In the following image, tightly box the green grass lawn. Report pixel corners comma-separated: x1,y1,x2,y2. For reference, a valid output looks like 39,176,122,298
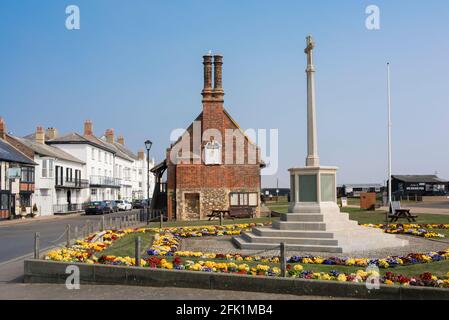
99,233,153,258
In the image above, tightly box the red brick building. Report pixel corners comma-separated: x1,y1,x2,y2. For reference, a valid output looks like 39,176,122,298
152,55,264,221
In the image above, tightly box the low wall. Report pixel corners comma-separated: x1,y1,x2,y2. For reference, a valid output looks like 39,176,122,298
23,260,449,300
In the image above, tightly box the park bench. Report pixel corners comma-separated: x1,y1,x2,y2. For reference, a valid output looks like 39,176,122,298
228,207,254,219
388,201,418,223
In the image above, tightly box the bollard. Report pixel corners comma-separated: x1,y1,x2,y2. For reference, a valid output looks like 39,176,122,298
101,216,105,231
280,242,287,277
74,225,78,240
119,217,123,230
66,225,71,247
160,213,163,229
219,212,223,226
135,236,141,267
34,232,40,259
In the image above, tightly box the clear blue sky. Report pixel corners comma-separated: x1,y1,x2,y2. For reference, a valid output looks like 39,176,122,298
1,0,448,187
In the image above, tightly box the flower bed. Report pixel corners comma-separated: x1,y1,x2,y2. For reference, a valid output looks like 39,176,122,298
145,224,449,269
363,224,445,239
97,254,449,288
43,223,449,289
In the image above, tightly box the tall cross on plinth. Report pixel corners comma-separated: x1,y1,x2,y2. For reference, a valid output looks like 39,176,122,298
305,35,319,167
233,35,409,254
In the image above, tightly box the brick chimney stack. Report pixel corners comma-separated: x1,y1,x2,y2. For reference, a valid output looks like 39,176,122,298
84,120,93,136
117,135,124,145
213,54,224,99
47,127,58,140
105,129,114,143
35,126,45,144
137,149,145,160
202,54,213,100
201,54,225,137
0,117,6,140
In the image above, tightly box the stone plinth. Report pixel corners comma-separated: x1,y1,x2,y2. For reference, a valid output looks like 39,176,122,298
233,166,409,253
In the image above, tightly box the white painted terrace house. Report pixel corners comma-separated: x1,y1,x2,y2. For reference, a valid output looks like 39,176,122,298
12,127,87,216
47,120,155,203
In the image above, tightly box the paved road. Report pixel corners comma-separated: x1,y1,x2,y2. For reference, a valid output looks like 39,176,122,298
0,210,141,264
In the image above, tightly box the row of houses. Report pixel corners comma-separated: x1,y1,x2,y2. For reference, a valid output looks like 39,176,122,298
0,118,155,219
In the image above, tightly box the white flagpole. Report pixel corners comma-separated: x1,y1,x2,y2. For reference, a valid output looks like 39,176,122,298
387,62,392,223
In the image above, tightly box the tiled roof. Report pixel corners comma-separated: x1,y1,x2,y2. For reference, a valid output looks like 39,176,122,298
0,139,36,165
98,136,136,162
13,136,85,164
47,132,117,154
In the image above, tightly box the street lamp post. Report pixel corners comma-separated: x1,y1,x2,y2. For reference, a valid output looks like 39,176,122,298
145,139,153,224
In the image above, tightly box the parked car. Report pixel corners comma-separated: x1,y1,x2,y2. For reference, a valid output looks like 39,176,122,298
116,200,132,211
105,200,119,212
85,201,113,215
132,199,145,209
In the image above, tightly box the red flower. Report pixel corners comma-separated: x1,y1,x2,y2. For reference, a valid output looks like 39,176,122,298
146,256,161,265
420,272,433,281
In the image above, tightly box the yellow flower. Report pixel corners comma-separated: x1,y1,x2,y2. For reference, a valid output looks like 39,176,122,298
294,264,303,271
337,274,347,282
256,264,270,272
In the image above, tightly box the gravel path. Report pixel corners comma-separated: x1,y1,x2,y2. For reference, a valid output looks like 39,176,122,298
180,235,449,259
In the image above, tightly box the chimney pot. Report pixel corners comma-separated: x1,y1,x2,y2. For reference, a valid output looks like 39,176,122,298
46,127,58,140
36,126,45,144
213,54,224,95
202,54,213,97
138,149,145,160
105,129,114,143
117,135,124,145
84,120,93,136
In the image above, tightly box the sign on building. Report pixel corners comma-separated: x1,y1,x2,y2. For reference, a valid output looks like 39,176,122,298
204,139,221,165
11,178,20,194
7,167,21,179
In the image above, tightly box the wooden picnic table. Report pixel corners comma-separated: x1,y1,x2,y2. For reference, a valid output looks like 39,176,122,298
389,208,418,223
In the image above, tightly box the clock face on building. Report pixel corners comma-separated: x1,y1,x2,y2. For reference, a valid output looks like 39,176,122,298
204,140,221,165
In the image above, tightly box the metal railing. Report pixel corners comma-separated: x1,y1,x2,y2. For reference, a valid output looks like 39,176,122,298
55,179,89,189
139,207,166,224
53,203,86,214
89,175,121,188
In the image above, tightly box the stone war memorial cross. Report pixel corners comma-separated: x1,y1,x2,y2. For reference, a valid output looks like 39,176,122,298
234,35,409,253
